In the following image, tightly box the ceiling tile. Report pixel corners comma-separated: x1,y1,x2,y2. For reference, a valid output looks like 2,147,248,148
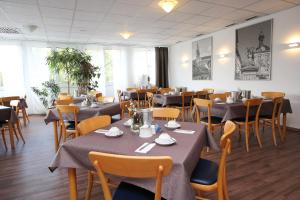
110,2,143,17
177,0,213,14
74,11,105,21
184,15,212,25
76,0,113,12
245,0,294,13
161,11,194,22
115,0,153,6
40,7,74,19
200,5,236,18
46,25,70,32
0,0,37,5
72,20,100,28
43,17,72,26
201,18,234,28
38,0,76,9
222,9,259,21
0,2,40,16
200,0,259,9
151,20,177,28
284,0,300,4
103,14,135,24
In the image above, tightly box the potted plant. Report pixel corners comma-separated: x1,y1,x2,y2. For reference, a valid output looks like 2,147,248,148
31,80,60,108
46,48,100,94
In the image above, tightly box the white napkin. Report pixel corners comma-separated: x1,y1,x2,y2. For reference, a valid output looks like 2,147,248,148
94,129,109,134
174,129,195,134
135,143,156,154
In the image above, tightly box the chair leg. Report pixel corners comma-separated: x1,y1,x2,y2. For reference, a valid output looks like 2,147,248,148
12,125,19,141
24,109,30,123
85,171,94,200
22,109,27,126
245,126,250,152
238,125,241,142
1,129,7,150
276,118,284,142
16,121,25,144
271,120,277,146
255,123,262,148
223,169,229,200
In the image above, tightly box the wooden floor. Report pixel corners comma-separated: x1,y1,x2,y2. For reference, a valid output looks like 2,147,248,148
0,116,299,200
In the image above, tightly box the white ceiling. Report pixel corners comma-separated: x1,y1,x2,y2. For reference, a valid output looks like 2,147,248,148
0,0,299,46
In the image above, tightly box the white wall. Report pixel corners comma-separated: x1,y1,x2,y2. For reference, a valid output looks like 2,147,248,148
169,6,300,129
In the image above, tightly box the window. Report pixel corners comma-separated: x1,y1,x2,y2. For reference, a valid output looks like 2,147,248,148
104,49,121,83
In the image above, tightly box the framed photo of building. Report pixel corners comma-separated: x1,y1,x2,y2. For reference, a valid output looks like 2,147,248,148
192,37,212,80
235,19,273,80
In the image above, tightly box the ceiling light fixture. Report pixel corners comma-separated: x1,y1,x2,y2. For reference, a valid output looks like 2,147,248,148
288,42,299,48
158,0,178,13
120,32,133,39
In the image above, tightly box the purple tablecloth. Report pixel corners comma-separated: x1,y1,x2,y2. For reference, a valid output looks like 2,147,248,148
49,119,218,200
194,99,292,122
0,106,18,123
154,94,193,106
44,102,121,124
123,90,144,100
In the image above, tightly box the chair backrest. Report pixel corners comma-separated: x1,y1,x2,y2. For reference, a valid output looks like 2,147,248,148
98,96,115,103
77,116,111,136
217,121,236,200
146,92,154,108
153,108,180,120
243,98,263,123
89,152,173,200
209,93,229,101
193,98,213,131
119,101,131,119
0,96,20,107
272,97,284,120
58,94,73,100
56,105,80,133
203,88,214,94
181,91,194,108
126,87,137,91
159,88,171,94
56,99,73,105
195,90,209,99
261,91,285,98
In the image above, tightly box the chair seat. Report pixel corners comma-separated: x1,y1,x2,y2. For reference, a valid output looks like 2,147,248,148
190,159,218,185
233,116,256,122
113,182,166,200
200,116,223,125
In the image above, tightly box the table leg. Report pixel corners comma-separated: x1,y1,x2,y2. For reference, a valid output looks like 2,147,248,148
22,108,27,126
282,113,287,142
68,168,78,200
8,122,15,149
53,121,59,152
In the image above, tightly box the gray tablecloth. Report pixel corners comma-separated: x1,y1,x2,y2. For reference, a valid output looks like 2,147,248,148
44,103,121,124
73,97,86,104
123,91,144,100
154,94,193,106
194,99,292,122
0,106,18,123
49,119,218,200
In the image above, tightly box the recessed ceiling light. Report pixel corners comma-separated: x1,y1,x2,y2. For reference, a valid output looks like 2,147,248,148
158,0,178,13
288,42,299,48
120,32,133,39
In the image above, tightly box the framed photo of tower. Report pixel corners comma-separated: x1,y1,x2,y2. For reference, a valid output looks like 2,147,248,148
235,19,273,80
192,37,213,80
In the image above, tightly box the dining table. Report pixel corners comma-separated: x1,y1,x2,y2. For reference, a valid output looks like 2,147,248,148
44,102,122,151
0,105,18,149
49,119,219,200
154,93,193,106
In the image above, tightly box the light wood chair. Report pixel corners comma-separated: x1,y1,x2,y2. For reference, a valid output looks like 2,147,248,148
120,101,131,119
126,87,137,91
190,121,237,200
173,91,194,122
209,93,230,102
194,98,224,135
203,88,214,94
195,90,209,99
58,94,73,100
260,97,284,146
10,98,30,126
89,90,102,98
153,108,180,120
76,115,112,200
136,89,148,108
89,152,173,200
0,124,8,150
97,96,115,103
159,88,171,94
56,105,80,142
55,99,73,105
146,92,154,108
233,98,263,152
261,91,285,98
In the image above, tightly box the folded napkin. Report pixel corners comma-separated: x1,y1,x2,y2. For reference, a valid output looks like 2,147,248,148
174,129,195,134
135,143,156,154
94,129,109,134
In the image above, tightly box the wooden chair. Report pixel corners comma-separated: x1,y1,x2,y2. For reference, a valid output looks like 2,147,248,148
159,88,171,94
97,96,115,103
120,101,131,119
233,98,263,152
58,93,73,100
209,93,230,102
260,97,284,146
203,88,214,94
0,120,24,150
55,99,73,105
89,90,102,98
10,98,30,126
153,108,180,120
126,87,137,91
56,105,80,142
195,90,209,99
136,89,148,108
190,121,237,200
146,92,154,108
0,124,8,150
76,115,112,200
89,152,173,200
194,98,223,135
173,91,194,122
261,91,285,98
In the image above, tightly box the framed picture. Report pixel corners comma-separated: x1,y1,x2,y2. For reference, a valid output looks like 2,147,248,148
235,19,273,80
192,37,212,80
